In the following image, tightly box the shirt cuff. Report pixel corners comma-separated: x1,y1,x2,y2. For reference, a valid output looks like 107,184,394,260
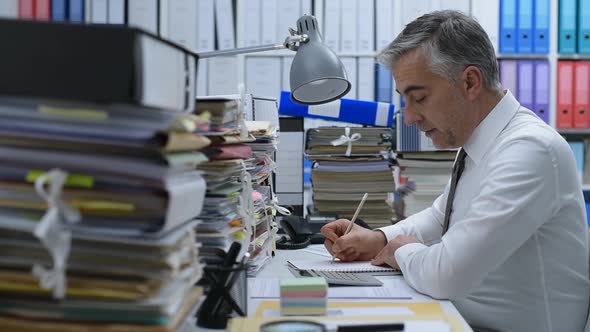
394,242,427,270
378,225,405,242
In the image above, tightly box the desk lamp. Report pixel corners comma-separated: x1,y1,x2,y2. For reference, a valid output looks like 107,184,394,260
199,15,351,105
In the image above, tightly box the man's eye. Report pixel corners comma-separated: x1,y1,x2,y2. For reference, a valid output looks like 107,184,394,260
415,96,426,103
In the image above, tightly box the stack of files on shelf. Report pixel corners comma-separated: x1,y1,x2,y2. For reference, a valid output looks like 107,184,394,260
558,0,590,54
305,127,396,228
556,61,590,129
499,0,550,54
498,59,550,125
0,19,208,331
395,152,456,217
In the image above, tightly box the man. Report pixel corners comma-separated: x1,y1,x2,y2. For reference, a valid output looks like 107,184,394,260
321,10,590,332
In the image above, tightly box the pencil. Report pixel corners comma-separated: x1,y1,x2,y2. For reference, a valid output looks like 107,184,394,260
332,192,368,261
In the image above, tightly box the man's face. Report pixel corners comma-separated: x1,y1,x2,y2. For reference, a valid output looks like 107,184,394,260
393,49,474,149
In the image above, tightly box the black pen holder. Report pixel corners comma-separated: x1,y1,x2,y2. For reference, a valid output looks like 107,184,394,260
196,262,248,329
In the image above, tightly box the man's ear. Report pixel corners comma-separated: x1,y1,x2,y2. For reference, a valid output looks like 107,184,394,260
461,65,484,101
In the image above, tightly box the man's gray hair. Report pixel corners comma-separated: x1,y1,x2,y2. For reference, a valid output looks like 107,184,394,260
377,10,502,93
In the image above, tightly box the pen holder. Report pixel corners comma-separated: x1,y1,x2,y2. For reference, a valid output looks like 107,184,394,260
196,262,248,329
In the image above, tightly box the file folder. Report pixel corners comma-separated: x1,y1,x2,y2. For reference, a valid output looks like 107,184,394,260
499,60,519,98
558,0,577,54
533,60,550,124
578,0,590,54
278,91,394,127
557,61,575,128
574,61,590,128
500,0,517,53
518,60,534,111
517,0,533,53
533,0,550,54
376,64,393,103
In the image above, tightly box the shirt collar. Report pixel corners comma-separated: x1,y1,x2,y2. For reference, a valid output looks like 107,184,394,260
462,90,520,165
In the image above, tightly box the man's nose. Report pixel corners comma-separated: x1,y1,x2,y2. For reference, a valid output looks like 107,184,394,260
403,107,421,127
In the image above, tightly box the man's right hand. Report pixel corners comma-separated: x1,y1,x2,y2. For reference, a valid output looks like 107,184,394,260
320,219,388,262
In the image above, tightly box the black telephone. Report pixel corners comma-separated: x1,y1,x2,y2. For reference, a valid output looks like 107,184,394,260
277,215,372,250
277,215,326,250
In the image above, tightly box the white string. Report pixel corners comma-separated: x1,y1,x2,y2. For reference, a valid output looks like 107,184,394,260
331,127,362,156
32,168,81,299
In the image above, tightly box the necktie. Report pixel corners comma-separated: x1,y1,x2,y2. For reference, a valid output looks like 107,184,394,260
442,148,467,235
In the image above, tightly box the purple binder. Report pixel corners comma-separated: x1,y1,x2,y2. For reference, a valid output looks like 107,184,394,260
533,60,550,124
517,60,535,112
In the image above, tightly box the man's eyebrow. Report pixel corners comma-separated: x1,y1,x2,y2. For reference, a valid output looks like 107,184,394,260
395,85,427,95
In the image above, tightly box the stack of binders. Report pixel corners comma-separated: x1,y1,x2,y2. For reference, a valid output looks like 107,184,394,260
0,19,208,331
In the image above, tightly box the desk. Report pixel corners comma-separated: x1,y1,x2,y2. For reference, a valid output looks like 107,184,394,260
197,246,474,331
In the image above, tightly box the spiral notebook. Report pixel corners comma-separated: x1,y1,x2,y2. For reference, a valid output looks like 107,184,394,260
287,259,398,273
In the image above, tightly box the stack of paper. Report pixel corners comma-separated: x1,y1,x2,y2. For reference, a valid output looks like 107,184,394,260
305,127,396,228
195,95,280,277
280,277,328,316
395,151,456,217
0,100,209,330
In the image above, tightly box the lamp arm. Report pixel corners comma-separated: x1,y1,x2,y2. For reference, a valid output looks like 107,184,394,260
198,34,309,58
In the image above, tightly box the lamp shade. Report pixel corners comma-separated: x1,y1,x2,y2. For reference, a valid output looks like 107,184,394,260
290,15,351,105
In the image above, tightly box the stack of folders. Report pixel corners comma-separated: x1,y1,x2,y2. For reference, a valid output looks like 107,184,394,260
0,20,210,332
279,277,328,316
306,127,396,228
194,96,280,276
244,120,280,276
395,152,456,217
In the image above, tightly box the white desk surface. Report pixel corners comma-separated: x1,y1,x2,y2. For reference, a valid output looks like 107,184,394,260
197,246,474,331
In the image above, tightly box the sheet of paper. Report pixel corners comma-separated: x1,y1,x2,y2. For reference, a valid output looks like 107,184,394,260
288,258,397,273
248,278,414,299
263,306,413,318
301,244,333,258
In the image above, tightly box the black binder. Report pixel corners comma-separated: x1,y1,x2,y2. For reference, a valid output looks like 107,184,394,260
0,19,197,112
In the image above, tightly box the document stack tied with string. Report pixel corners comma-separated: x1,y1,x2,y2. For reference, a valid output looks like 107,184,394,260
305,127,397,228
0,19,208,331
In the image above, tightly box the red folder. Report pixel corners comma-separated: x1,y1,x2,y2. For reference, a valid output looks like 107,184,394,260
574,61,590,129
34,0,50,20
18,0,34,19
557,61,575,129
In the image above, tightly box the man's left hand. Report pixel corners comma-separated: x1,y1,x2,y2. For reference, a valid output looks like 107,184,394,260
371,235,419,270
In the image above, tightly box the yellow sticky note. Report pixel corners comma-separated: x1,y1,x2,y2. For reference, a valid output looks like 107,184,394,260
39,105,108,121
26,170,95,188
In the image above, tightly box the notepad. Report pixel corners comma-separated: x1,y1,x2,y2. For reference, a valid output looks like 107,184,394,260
288,259,398,273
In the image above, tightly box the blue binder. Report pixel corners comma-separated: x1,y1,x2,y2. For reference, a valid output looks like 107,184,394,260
500,0,518,53
558,0,577,54
278,91,395,127
69,0,85,23
533,0,550,54
517,0,533,53
375,64,392,104
578,0,590,54
51,0,68,21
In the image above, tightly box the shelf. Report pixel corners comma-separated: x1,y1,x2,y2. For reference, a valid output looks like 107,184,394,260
496,54,549,60
582,185,590,191
558,129,590,136
557,54,590,60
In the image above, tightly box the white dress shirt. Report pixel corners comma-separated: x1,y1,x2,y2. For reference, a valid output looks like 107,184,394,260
380,91,590,332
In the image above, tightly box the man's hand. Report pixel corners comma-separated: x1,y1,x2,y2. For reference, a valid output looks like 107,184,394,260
321,219,387,261
371,235,419,269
